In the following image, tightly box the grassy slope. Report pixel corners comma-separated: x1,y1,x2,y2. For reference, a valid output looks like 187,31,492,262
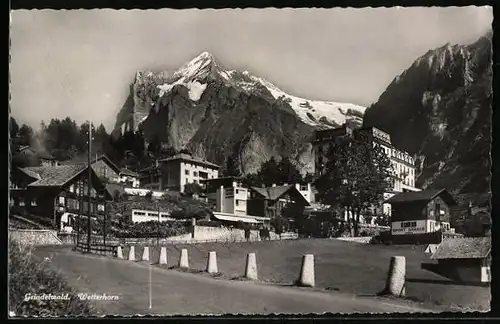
9,239,95,317
122,239,490,311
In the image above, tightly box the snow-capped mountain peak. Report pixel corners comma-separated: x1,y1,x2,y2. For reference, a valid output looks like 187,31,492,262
155,53,366,128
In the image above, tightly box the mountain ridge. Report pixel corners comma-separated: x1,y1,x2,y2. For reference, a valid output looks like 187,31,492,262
363,32,492,208
112,52,366,174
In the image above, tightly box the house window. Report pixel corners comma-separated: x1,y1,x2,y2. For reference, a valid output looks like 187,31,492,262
435,203,441,221
31,199,37,207
69,184,75,193
185,170,190,176
193,171,198,177
236,200,240,206
235,189,239,194
59,196,65,205
98,204,105,212
19,199,25,207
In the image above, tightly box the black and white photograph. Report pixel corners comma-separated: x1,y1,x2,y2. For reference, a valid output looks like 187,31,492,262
8,6,493,316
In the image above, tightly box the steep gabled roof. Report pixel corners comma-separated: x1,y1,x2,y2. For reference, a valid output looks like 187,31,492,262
22,164,88,187
18,167,42,181
60,154,121,174
385,188,457,206
160,153,220,169
120,168,140,177
18,146,55,160
250,185,310,205
431,237,491,260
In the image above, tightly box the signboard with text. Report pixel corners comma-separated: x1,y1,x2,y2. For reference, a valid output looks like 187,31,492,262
391,220,427,235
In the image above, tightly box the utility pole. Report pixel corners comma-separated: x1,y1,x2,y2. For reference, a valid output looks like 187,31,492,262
157,199,160,247
87,121,92,253
77,178,83,248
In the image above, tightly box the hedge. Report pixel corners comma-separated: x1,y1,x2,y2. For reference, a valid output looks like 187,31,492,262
112,220,190,238
8,238,94,317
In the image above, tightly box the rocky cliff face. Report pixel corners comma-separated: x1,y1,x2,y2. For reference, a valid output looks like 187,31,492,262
363,32,492,207
113,52,366,175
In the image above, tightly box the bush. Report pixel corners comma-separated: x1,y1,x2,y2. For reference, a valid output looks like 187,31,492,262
196,220,224,227
112,220,189,238
8,238,94,317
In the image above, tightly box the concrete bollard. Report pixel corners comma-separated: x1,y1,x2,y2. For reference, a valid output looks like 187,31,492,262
245,253,258,280
142,246,150,262
158,246,167,265
179,248,189,269
383,256,406,297
207,251,218,274
128,246,135,261
116,246,124,259
298,254,315,287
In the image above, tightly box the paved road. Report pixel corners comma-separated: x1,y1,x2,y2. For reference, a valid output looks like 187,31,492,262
34,246,439,315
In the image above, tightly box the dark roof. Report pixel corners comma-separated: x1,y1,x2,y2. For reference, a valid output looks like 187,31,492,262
431,237,491,260
21,164,88,187
200,176,242,182
60,154,121,174
18,167,42,180
385,188,457,206
160,153,220,169
250,185,310,205
18,146,55,160
120,168,140,177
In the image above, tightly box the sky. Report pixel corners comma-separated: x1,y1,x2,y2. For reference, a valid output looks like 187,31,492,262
10,7,492,131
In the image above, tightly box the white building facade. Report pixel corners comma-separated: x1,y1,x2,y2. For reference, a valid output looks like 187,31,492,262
215,186,249,216
139,154,219,193
312,124,421,220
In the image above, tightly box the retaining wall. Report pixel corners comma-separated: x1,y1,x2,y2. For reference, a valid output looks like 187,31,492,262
9,229,62,246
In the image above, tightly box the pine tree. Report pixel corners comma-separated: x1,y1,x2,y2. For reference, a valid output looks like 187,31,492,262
222,155,241,177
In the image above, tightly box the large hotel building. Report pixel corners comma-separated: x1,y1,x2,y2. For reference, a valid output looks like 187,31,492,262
312,124,421,217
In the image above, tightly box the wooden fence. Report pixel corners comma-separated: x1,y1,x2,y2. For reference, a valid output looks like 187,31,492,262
74,241,117,257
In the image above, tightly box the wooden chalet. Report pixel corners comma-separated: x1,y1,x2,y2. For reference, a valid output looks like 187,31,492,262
422,237,491,284
247,185,311,219
10,163,112,230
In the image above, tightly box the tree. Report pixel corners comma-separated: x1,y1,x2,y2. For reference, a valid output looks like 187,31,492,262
276,157,303,185
18,124,34,146
159,146,177,159
10,117,19,139
314,131,393,237
147,135,162,157
184,182,203,197
271,216,287,237
241,156,304,188
304,172,315,184
374,214,390,227
221,155,241,177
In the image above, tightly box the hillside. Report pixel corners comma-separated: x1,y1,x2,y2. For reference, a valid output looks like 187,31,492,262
113,52,365,174
363,32,492,208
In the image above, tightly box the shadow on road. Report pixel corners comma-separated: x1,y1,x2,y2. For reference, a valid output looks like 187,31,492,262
406,277,488,287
